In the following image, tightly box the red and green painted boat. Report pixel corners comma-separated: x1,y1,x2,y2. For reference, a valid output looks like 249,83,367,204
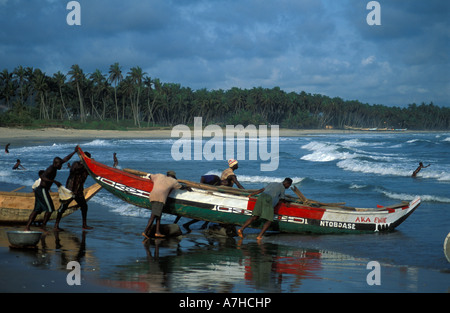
77,147,420,234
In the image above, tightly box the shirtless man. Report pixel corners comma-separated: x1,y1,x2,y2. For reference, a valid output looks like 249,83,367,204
113,152,118,168
54,151,92,231
25,146,77,231
412,162,430,177
12,159,25,170
221,159,245,189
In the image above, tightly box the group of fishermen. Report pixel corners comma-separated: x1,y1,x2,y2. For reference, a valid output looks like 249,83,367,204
141,158,293,241
20,144,430,241
25,146,91,232
22,145,292,241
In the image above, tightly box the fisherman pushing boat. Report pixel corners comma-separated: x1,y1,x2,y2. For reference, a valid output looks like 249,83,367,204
142,171,192,239
238,178,292,240
54,149,93,231
25,146,78,231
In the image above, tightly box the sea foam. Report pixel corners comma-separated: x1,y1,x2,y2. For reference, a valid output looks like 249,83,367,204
378,189,450,204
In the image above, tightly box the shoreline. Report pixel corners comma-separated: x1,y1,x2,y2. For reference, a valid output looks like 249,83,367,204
1,130,449,293
0,127,443,141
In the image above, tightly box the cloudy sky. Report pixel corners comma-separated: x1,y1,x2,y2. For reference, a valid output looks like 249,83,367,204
1,0,449,107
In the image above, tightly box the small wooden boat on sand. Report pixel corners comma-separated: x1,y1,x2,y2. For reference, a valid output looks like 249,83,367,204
76,147,420,235
0,183,102,224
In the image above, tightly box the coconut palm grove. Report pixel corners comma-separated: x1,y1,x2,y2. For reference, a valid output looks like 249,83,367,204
1,64,449,130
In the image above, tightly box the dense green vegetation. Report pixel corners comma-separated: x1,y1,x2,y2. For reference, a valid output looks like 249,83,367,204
1,64,449,130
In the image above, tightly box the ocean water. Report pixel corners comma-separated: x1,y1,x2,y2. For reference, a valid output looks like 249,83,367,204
0,131,449,293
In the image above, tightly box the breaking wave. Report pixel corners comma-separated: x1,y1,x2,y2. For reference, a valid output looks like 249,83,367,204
378,189,450,203
300,138,450,181
91,194,151,218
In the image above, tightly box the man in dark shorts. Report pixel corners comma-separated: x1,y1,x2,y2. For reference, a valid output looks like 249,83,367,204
142,171,182,239
175,174,223,231
25,146,78,231
238,178,292,240
200,174,222,186
54,151,92,231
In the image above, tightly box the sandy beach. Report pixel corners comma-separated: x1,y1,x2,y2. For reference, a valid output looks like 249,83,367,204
0,128,450,294
0,126,416,141
1,127,448,295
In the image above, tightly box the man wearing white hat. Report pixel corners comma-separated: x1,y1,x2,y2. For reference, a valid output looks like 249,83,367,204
221,159,245,189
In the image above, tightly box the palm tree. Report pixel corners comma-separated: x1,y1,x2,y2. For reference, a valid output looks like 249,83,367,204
13,66,26,106
120,77,134,121
53,71,70,120
128,66,146,127
68,64,86,123
0,69,15,108
108,63,123,122
144,76,157,126
32,69,49,120
228,87,245,114
90,69,109,120
97,78,111,120
212,89,228,122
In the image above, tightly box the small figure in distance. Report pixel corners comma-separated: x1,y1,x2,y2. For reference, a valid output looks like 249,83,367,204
113,152,118,168
12,159,26,170
412,162,430,177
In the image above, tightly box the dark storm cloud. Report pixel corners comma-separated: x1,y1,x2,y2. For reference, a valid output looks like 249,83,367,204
0,0,448,107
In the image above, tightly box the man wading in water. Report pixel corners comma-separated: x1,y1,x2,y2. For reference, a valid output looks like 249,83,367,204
412,162,431,177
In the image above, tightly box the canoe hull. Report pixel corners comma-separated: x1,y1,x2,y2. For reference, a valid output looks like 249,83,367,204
0,184,102,224
78,149,420,234
167,188,419,234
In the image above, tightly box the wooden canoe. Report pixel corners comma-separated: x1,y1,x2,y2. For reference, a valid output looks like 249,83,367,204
77,147,420,234
0,183,102,224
